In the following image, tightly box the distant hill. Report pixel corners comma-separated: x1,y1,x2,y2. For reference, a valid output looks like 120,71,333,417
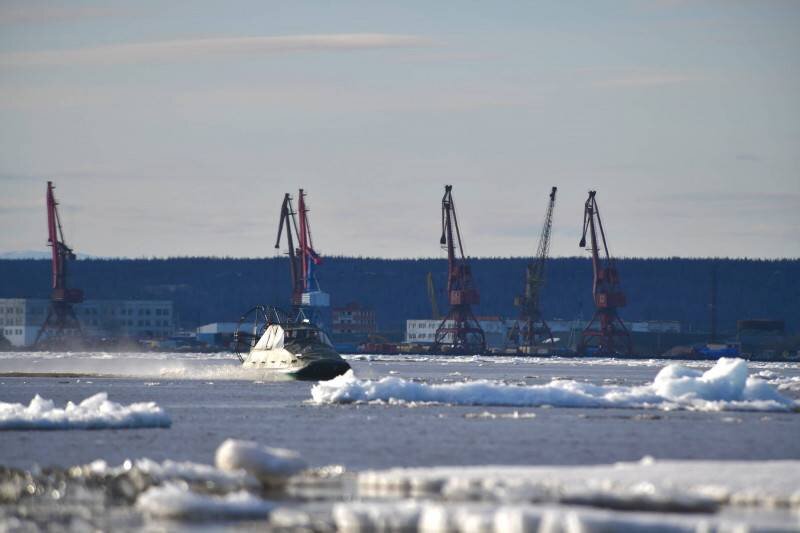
0,257,797,334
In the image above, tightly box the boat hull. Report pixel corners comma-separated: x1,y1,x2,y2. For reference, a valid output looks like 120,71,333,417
242,346,350,381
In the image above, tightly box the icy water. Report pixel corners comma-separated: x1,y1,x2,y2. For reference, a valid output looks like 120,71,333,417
1,352,799,531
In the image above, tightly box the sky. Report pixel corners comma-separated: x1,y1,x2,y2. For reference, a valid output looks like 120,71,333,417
1,0,798,259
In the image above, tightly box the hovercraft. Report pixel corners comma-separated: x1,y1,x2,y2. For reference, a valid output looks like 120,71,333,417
233,306,350,381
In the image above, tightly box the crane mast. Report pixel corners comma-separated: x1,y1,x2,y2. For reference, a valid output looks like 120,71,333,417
434,185,485,353
275,193,303,307
577,190,632,355
297,189,322,293
513,186,557,351
35,181,84,347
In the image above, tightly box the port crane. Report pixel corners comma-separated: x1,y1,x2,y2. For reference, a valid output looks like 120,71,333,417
275,192,303,307
34,181,84,347
512,186,557,351
577,190,632,355
275,189,328,314
434,185,485,353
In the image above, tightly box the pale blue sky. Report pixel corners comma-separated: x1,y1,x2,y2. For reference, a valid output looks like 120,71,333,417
1,1,798,258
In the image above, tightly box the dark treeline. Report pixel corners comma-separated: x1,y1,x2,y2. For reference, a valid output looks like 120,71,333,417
1,257,798,334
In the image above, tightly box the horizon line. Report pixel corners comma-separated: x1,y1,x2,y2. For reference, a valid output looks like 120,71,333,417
1,254,798,262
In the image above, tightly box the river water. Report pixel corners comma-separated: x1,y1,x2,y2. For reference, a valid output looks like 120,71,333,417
1,352,799,531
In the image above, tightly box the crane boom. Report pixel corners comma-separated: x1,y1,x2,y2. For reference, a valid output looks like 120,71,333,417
433,185,485,353
513,186,557,351
577,190,632,355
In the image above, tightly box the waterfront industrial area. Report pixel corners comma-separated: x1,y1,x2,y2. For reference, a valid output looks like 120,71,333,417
1,181,795,361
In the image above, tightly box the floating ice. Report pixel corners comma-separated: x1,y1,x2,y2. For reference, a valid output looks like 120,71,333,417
215,439,307,485
0,392,171,430
311,358,797,412
5,451,800,529
464,411,536,419
136,482,273,519
356,459,800,511
334,501,423,532
85,457,258,492
330,501,775,533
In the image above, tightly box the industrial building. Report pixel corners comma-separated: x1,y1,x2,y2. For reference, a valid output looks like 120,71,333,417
196,322,238,347
0,298,174,347
332,303,376,336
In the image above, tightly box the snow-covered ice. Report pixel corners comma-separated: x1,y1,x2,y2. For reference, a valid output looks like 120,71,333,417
273,457,800,532
4,441,800,530
215,438,308,484
356,459,800,511
311,358,798,412
0,392,171,430
84,457,259,492
329,501,796,533
136,482,273,519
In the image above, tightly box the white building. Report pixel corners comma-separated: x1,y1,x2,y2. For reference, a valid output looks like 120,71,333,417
0,298,174,347
405,318,681,349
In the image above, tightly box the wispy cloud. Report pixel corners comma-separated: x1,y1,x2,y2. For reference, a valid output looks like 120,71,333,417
592,72,702,88
578,67,705,89
0,34,436,68
0,3,128,25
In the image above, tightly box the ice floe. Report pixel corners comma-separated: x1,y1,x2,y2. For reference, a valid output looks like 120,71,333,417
327,501,796,533
356,459,800,511
311,358,798,412
0,393,171,430
464,410,537,419
215,439,307,485
85,457,259,492
3,438,800,531
136,482,273,519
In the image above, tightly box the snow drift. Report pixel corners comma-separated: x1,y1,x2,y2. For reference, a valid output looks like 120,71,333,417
0,393,171,430
310,358,797,412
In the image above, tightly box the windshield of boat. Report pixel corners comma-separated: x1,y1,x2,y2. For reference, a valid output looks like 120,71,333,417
285,327,318,342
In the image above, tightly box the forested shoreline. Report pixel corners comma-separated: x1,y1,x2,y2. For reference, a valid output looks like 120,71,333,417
1,257,797,334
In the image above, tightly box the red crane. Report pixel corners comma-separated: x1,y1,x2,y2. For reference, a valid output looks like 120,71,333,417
434,185,485,353
296,189,323,294
275,192,303,307
274,189,324,310
577,190,632,355
34,181,84,346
